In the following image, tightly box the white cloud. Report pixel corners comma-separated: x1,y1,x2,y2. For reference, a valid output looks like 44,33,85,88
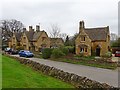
1,0,119,36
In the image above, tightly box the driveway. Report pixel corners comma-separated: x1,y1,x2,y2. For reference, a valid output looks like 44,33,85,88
11,55,119,87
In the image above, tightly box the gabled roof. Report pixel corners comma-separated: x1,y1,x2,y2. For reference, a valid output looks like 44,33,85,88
14,32,22,42
33,31,45,41
50,38,64,45
84,27,109,41
24,31,35,41
50,38,64,42
24,30,48,42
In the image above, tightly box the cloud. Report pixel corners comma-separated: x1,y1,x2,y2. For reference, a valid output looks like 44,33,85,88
1,0,119,36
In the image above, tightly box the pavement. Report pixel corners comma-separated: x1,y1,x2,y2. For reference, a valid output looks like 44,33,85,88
11,55,119,87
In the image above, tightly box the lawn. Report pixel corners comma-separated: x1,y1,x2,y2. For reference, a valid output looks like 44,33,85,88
2,55,74,88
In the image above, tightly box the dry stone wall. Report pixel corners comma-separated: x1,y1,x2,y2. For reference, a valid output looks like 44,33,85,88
4,54,117,89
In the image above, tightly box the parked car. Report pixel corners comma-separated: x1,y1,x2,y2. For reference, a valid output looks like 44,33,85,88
4,48,18,55
18,50,34,57
4,47,12,54
11,49,19,55
115,51,120,57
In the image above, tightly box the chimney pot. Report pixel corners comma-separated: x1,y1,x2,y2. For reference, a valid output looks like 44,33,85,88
36,25,40,32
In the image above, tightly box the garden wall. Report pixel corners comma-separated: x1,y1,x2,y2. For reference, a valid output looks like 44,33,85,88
4,54,115,89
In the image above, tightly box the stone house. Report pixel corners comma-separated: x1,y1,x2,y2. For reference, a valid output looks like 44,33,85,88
9,32,22,49
32,29,50,52
20,26,34,51
9,25,64,51
75,21,110,56
50,38,64,48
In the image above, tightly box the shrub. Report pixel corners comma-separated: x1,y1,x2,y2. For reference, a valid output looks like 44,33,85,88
65,46,75,54
68,46,75,53
42,48,53,59
60,47,69,55
102,51,112,58
51,48,65,58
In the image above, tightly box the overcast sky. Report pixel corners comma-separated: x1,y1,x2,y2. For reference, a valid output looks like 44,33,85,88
1,0,119,36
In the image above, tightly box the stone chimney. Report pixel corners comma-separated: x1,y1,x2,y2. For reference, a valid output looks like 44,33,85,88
23,28,26,32
36,25,40,32
29,26,33,32
79,20,85,33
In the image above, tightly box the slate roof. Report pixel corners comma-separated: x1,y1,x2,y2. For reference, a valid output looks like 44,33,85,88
50,38,64,45
50,38,64,42
14,32,22,42
24,31,35,41
32,31,46,41
84,27,109,41
24,30,47,41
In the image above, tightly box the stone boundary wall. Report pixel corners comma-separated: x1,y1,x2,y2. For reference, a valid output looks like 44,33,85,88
4,54,116,89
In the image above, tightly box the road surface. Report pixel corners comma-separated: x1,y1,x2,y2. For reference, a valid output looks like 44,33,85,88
11,55,119,87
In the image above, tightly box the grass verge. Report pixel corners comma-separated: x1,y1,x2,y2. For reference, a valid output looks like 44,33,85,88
2,55,74,88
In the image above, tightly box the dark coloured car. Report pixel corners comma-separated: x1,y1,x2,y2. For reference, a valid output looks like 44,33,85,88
19,50,34,58
5,48,18,55
115,51,120,57
4,47,12,54
11,49,18,55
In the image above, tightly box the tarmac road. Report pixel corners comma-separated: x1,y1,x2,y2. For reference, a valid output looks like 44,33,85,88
11,55,119,87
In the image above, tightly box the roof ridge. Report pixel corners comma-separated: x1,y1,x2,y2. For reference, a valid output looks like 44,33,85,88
85,26,107,30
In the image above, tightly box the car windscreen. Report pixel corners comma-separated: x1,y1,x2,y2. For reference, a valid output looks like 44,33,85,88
25,51,31,53
116,51,120,54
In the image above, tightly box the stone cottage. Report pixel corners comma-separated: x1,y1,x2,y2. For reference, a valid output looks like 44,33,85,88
75,21,110,56
50,38,64,48
9,25,64,51
9,32,22,49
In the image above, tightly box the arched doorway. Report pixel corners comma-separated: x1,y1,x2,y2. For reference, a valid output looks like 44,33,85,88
96,45,101,56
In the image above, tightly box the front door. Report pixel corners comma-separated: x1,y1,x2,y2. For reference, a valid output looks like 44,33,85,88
96,47,100,56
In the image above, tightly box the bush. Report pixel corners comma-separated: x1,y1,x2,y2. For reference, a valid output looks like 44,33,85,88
102,51,112,58
68,46,75,53
42,48,53,59
60,47,69,55
65,46,75,54
51,48,65,58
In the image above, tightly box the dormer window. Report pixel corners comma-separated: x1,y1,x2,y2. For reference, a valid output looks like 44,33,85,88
81,36,85,41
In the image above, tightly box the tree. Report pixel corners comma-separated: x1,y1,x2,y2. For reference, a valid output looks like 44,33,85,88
49,24,61,38
111,37,120,47
110,33,118,41
0,19,24,42
69,33,78,46
0,19,24,46
65,35,70,46
59,33,67,41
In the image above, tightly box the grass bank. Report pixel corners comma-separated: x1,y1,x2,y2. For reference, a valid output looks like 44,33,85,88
2,55,74,88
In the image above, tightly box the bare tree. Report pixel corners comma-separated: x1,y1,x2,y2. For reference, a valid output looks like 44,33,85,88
59,33,67,41
49,24,61,38
0,19,24,47
110,33,118,41
0,19,24,41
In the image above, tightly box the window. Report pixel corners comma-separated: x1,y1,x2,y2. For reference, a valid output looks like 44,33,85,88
80,48,84,52
81,36,85,41
85,48,87,52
